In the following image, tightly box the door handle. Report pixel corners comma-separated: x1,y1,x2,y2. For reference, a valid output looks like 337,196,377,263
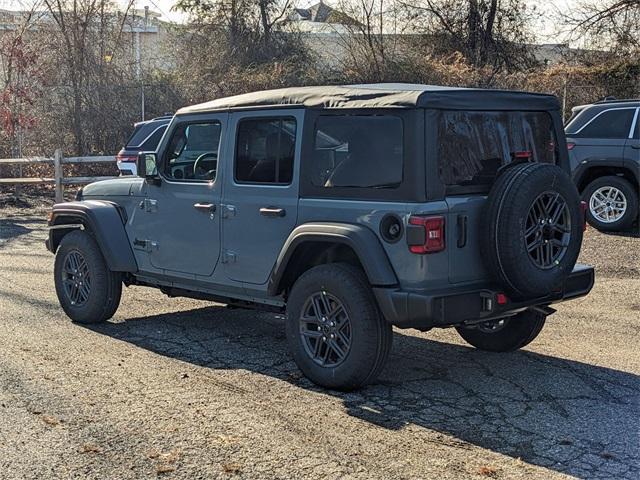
260,207,286,217
631,144,640,149
193,203,216,213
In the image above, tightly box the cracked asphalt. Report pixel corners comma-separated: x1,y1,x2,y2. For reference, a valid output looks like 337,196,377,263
0,209,638,479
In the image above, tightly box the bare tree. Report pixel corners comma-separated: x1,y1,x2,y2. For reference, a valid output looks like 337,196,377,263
560,0,640,54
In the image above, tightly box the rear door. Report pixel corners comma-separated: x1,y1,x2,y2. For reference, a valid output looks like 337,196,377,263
436,110,559,284
221,109,302,285
566,107,636,170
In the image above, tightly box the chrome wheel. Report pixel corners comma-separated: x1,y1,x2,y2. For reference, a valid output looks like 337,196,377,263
299,291,352,367
589,186,627,223
62,250,91,306
525,191,571,269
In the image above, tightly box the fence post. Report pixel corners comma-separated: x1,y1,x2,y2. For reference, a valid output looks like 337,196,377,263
54,149,63,203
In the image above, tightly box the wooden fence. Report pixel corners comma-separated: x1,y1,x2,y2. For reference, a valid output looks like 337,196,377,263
0,149,118,202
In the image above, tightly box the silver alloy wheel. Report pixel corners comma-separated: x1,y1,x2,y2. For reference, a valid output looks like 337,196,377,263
589,186,627,223
299,291,352,367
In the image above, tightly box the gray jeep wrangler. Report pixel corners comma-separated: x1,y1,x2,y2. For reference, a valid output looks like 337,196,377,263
47,84,594,390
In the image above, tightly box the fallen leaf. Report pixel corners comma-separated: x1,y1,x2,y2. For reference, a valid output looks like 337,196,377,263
79,443,102,454
478,465,498,477
42,414,60,426
223,463,242,474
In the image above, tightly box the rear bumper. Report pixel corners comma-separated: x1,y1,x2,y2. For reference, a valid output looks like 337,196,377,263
374,264,595,330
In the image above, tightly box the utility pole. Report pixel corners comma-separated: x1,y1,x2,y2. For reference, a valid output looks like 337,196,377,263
135,6,149,121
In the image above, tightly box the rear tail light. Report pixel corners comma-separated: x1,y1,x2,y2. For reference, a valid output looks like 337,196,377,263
116,153,137,163
580,200,588,231
407,215,445,254
566,142,576,150
512,150,533,160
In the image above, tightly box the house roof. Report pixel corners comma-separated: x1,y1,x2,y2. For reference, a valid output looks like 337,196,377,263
176,83,560,114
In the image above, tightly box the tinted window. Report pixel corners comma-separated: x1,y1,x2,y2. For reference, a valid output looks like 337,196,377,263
163,122,221,181
127,122,165,147
575,108,635,139
438,111,556,191
140,126,166,151
311,115,403,188
235,118,296,184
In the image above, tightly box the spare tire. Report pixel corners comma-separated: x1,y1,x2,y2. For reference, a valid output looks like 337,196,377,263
481,162,583,298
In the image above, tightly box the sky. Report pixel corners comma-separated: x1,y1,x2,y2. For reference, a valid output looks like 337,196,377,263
0,0,577,44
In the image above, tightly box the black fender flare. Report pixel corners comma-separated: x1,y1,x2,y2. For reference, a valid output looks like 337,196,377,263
47,200,138,273
267,222,398,296
572,159,638,191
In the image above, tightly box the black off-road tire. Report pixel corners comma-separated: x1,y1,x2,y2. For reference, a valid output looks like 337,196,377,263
54,230,122,324
482,162,583,298
456,310,546,352
285,263,392,391
582,176,639,232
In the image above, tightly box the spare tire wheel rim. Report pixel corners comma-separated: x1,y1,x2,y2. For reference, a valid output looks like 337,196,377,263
525,191,571,270
589,186,627,223
62,250,91,306
299,291,352,367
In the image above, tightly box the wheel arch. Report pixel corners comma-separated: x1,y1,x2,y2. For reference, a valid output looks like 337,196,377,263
575,162,639,194
267,223,398,297
47,200,138,273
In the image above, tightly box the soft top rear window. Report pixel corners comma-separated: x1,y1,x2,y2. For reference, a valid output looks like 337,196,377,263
438,111,557,193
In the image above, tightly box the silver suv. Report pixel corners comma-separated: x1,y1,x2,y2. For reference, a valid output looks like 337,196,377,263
46,84,594,390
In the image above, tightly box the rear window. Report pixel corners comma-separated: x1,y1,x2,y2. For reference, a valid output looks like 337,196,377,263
311,115,403,188
438,111,557,192
126,122,167,148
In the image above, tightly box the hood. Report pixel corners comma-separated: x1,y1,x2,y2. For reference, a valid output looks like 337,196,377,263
82,177,145,197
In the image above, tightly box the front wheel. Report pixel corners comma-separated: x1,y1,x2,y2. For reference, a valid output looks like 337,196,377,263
54,230,122,324
455,310,546,352
285,263,392,390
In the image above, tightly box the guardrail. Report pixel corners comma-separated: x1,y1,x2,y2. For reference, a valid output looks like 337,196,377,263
0,149,118,202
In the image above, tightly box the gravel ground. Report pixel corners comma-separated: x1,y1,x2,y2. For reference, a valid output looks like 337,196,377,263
0,207,638,480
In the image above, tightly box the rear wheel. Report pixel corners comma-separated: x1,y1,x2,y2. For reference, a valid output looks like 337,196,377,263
582,176,638,232
455,310,546,352
54,230,122,324
285,263,392,390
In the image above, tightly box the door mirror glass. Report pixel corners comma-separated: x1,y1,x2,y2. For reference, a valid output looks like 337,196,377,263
137,152,158,181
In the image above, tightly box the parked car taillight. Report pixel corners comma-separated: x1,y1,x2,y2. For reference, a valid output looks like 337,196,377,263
566,142,576,150
116,153,137,163
407,215,445,254
580,200,588,231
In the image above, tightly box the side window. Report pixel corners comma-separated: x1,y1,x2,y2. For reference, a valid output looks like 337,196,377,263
141,126,167,151
235,118,296,184
163,122,221,182
634,111,639,139
311,115,403,188
576,109,635,139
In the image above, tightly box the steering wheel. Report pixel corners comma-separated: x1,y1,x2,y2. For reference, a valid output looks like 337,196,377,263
193,152,217,180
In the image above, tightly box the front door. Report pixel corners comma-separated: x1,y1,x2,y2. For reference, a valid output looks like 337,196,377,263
221,110,302,285
133,114,227,277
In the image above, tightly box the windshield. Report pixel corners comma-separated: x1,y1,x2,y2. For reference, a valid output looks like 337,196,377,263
438,110,557,193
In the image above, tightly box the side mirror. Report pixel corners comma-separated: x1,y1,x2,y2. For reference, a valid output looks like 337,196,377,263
137,152,160,184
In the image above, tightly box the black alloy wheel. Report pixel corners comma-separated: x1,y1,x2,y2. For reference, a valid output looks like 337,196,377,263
299,291,352,367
